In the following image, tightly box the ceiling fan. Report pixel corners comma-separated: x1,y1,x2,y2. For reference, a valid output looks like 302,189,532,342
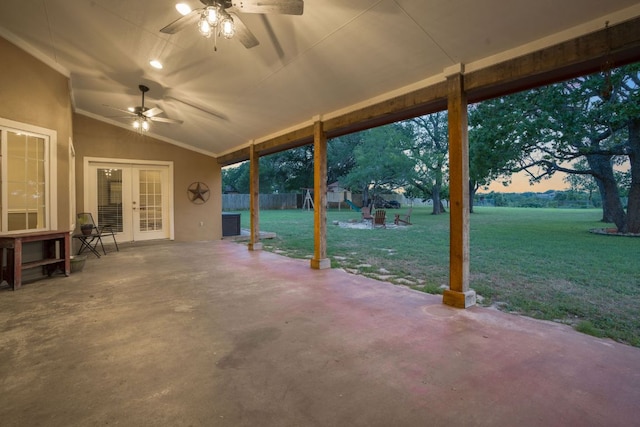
106,85,183,132
160,0,304,49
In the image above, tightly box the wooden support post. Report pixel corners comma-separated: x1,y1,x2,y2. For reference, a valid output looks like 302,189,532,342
248,143,262,251
443,66,476,308
310,121,330,270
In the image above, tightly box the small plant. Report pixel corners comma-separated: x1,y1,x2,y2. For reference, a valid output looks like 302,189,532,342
575,321,605,338
413,282,444,295
78,215,94,235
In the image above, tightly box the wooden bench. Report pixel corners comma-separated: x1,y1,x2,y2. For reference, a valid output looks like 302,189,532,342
0,231,70,290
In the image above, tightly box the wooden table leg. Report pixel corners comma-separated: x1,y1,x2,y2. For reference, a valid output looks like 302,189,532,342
0,247,5,284
63,234,70,276
12,239,22,290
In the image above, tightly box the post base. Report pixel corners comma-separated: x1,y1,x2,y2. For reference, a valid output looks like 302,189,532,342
310,258,331,270
443,289,476,308
248,242,263,251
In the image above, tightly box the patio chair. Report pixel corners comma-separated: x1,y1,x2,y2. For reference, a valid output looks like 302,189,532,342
75,212,119,256
361,206,374,221
374,209,386,228
394,207,413,225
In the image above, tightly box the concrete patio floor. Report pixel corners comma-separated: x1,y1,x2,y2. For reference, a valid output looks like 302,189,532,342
1,240,639,426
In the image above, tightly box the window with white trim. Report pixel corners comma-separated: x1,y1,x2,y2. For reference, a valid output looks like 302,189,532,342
1,119,55,233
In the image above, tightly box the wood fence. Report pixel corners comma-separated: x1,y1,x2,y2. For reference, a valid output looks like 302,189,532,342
222,193,428,211
222,193,298,211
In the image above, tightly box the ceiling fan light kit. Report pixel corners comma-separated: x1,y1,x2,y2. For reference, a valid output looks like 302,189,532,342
133,117,150,132
198,4,235,38
134,85,152,132
160,0,304,50
104,85,183,133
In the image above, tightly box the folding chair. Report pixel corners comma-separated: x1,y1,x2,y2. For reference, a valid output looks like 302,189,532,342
75,212,119,257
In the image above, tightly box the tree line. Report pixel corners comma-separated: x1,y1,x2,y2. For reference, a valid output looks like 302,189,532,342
223,63,639,233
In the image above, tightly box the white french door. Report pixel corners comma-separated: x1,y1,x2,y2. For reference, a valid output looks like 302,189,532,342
86,160,173,242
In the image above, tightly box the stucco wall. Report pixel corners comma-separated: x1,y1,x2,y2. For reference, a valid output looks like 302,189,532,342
73,114,222,241
0,36,73,232
0,34,222,241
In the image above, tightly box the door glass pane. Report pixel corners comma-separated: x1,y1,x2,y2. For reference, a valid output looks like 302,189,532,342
6,131,45,231
97,168,123,232
139,170,162,231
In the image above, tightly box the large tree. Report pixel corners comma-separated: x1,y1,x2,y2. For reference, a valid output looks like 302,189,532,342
222,135,363,196
468,63,640,232
563,159,599,206
404,112,449,214
261,147,315,193
222,161,250,193
468,97,532,212
519,64,640,232
342,124,414,207
327,133,362,185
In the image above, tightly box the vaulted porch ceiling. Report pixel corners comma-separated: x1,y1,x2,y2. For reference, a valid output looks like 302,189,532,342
0,1,639,160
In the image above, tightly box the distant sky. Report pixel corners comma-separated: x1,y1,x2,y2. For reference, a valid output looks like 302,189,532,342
484,158,631,193
484,171,569,193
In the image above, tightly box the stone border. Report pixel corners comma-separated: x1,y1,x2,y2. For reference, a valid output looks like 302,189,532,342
589,228,640,238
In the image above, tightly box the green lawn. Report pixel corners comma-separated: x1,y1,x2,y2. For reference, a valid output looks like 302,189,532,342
238,207,640,347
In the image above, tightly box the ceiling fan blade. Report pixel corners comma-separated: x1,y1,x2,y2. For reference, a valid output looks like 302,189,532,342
107,116,138,121
150,116,183,124
143,107,164,118
104,104,136,116
160,10,201,34
230,13,260,49
231,0,304,15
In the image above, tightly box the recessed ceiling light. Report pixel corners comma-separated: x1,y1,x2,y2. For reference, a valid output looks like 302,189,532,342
149,59,163,69
176,3,192,15
128,107,135,112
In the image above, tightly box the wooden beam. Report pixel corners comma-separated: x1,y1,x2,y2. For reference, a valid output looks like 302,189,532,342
323,81,448,138
217,126,314,166
310,121,330,270
217,18,640,166
443,71,475,309
255,125,315,156
216,84,448,166
217,146,250,166
465,16,640,102
248,143,262,251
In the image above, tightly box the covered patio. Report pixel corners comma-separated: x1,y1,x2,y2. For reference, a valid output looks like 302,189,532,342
1,240,638,426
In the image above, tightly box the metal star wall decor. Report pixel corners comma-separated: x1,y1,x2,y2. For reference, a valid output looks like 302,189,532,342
187,181,210,204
